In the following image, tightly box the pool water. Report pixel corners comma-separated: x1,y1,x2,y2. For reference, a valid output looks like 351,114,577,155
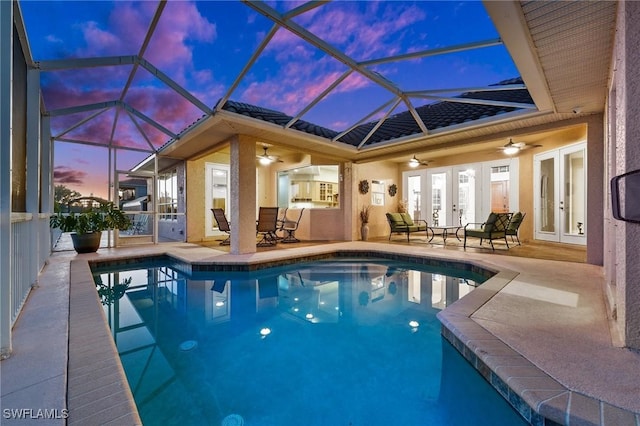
93,258,526,426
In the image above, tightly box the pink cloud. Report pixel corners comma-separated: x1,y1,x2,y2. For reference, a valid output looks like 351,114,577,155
241,1,428,121
144,2,216,80
54,166,88,184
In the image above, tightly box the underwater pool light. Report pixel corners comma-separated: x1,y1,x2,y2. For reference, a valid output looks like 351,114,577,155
260,328,271,337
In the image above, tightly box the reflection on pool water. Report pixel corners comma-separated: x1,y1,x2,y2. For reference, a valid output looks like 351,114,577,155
92,258,526,426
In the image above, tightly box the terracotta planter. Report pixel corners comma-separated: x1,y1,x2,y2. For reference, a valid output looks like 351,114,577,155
70,232,102,253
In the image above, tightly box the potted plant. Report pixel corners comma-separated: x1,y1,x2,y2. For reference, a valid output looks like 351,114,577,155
360,205,371,241
50,199,132,253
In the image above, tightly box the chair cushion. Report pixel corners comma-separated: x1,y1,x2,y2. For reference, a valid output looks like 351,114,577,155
399,213,414,226
484,212,498,232
508,212,523,231
387,213,404,225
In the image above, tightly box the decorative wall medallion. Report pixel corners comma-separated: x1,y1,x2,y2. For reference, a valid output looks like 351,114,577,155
388,183,397,197
359,180,369,194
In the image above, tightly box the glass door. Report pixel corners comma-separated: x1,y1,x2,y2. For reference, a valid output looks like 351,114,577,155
453,165,478,226
560,144,587,243
205,163,230,237
403,169,427,221
427,169,451,226
406,166,480,227
534,143,586,244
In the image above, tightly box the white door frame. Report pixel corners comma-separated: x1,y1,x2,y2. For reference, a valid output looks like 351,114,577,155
205,162,230,237
402,168,427,221
481,158,519,220
452,163,481,226
533,142,587,244
426,167,453,226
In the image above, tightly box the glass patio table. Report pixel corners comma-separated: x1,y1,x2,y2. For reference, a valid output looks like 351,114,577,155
428,225,463,245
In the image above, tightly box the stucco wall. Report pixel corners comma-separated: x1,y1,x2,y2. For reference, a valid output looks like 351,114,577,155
606,1,640,349
185,152,228,242
353,161,401,240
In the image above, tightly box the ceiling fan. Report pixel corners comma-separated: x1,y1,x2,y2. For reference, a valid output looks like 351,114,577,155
257,146,283,165
500,138,542,155
408,155,430,168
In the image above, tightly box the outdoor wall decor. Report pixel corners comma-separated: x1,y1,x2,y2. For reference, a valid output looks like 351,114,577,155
359,179,369,194
388,183,397,197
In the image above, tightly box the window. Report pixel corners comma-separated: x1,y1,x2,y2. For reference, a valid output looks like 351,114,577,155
277,165,339,209
158,170,178,221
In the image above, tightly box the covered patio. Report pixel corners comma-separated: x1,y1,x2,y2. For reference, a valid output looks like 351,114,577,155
3,1,640,425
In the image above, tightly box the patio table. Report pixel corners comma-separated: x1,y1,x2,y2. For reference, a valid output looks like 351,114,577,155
428,225,463,245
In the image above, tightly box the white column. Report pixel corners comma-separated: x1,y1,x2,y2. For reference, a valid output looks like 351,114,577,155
26,69,40,284
40,116,52,214
0,0,13,358
229,135,256,254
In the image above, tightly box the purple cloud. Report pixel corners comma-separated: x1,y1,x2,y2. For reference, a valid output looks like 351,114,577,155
54,166,88,184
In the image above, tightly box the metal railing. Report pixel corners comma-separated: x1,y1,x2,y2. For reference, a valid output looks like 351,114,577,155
9,214,48,325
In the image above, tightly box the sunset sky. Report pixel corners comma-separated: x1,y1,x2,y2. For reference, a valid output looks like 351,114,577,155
20,1,518,199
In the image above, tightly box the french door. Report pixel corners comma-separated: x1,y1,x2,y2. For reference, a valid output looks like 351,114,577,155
403,169,427,221
403,165,479,226
205,163,230,237
534,143,586,244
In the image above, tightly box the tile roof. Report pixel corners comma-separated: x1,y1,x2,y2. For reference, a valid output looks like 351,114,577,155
221,101,340,140
215,77,534,149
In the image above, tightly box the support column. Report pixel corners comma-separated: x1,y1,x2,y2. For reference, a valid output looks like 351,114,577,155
26,69,40,282
620,0,640,349
0,0,13,359
229,135,256,254
586,114,604,266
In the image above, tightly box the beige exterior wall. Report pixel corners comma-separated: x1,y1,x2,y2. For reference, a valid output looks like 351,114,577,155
604,1,640,349
353,161,401,240
185,151,228,243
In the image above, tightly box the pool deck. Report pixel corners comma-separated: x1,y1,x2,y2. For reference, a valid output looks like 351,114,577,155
1,241,639,425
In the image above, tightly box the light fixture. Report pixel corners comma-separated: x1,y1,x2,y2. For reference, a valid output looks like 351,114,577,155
260,327,271,337
502,139,520,155
258,146,276,165
408,155,420,168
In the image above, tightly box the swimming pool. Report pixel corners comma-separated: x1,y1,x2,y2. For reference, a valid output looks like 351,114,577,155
93,257,527,426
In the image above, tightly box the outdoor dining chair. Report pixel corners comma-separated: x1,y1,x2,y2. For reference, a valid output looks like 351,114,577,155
211,208,231,245
256,207,279,246
280,208,305,243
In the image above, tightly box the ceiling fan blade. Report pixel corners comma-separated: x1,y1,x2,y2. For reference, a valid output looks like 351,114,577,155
520,143,543,150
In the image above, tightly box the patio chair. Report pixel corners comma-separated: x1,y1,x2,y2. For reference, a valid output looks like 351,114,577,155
506,212,526,245
276,207,288,234
280,208,305,243
256,207,279,247
211,208,231,245
463,212,512,251
385,212,431,242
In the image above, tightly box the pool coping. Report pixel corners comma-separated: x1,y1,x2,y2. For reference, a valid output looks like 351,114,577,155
66,244,639,426
436,271,639,426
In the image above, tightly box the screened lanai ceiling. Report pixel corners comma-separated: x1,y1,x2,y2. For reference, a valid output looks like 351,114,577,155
18,0,616,174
